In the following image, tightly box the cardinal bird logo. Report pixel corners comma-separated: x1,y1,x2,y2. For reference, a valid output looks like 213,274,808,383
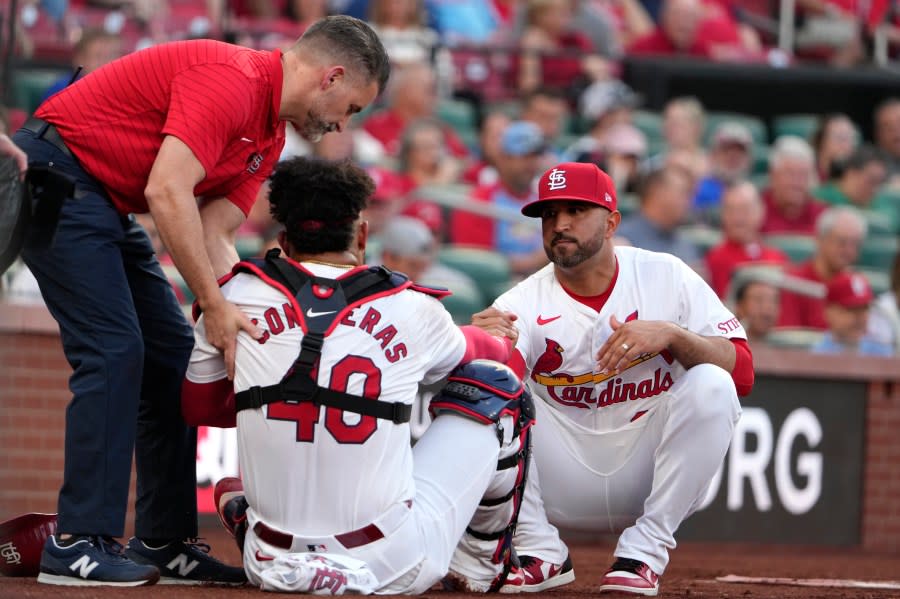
533,338,565,376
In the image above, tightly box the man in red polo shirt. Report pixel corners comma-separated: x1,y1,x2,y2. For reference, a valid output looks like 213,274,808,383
13,15,389,587
778,206,867,329
760,136,828,235
705,181,788,298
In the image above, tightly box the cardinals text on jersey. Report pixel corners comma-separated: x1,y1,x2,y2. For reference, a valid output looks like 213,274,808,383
495,246,746,431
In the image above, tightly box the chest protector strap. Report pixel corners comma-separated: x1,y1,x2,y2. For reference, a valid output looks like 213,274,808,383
234,249,413,424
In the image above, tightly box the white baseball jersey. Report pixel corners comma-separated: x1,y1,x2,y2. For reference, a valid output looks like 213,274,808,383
494,246,746,432
187,263,466,538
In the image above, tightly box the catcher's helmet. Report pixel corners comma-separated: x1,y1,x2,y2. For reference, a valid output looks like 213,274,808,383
0,512,57,577
429,359,535,426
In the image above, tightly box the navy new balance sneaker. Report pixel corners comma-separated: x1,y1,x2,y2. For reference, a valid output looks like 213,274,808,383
38,534,160,586
124,537,247,585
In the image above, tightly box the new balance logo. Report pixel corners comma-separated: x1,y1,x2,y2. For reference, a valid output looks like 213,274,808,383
69,555,100,578
166,553,199,577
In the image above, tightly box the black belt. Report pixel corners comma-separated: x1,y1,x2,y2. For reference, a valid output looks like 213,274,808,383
24,117,74,160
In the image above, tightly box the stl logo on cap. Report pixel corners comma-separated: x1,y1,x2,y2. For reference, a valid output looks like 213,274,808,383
547,168,567,191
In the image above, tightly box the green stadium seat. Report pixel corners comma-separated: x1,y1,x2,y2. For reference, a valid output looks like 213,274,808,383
13,70,64,114
763,234,816,263
439,281,486,325
679,225,722,257
438,246,513,304
861,210,895,237
705,112,768,146
765,327,825,350
749,173,770,190
436,99,477,133
632,110,663,144
856,236,898,270
752,144,770,175
858,268,891,295
235,235,263,259
772,114,820,141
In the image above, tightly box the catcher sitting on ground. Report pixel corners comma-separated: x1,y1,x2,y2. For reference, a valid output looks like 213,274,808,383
181,157,561,594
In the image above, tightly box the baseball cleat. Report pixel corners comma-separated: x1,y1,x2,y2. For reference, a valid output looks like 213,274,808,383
124,537,246,585
599,557,659,596
214,476,249,556
38,534,160,586
499,554,575,593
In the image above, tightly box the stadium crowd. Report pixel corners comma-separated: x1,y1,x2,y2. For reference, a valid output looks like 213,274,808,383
3,0,900,358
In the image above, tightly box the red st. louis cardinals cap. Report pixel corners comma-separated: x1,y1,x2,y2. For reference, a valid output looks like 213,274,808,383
521,162,618,217
826,272,873,308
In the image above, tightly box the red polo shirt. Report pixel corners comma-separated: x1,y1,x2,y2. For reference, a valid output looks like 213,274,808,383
777,260,828,329
37,39,286,216
759,188,828,235
705,239,789,298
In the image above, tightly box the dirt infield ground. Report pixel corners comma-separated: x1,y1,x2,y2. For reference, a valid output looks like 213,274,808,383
2,524,899,599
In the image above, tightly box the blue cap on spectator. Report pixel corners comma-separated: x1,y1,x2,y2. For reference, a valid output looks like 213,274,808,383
501,121,545,156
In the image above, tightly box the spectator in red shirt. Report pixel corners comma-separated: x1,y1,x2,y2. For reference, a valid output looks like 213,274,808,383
778,206,867,328
12,16,389,587
362,60,470,158
705,181,789,298
627,0,754,60
760,136,828,235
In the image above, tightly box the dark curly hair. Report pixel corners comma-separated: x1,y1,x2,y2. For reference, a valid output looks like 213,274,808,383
268,157,374,255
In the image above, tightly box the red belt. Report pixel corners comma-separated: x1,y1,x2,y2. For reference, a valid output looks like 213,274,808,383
253,521,384,551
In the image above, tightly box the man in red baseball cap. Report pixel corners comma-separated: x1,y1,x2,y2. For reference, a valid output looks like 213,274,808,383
811,272,894,356
469,161,754,596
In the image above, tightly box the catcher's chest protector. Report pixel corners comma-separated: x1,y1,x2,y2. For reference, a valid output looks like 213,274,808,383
230,249,445,424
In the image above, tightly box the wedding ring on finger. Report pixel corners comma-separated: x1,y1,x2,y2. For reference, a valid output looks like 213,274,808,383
621,342,630,351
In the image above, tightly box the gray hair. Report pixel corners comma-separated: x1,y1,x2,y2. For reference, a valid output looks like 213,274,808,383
769,135,815,170
297,15,391,93
815,205,868,239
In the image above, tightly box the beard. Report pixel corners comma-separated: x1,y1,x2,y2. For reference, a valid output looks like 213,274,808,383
298,106,337,143
545,232,604,268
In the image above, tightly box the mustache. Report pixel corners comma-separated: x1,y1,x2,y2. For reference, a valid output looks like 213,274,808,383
551,234,578,245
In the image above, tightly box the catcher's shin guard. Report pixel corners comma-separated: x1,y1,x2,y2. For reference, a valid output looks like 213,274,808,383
430,360,535,591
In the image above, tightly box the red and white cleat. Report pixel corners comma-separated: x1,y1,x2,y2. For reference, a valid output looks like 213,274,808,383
499,554,576,593
599,557,660,596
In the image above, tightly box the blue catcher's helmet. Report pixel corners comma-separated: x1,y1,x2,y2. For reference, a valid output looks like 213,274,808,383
429,359,535,427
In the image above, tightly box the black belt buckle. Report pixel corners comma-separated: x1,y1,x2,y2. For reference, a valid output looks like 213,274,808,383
23,164,77,250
